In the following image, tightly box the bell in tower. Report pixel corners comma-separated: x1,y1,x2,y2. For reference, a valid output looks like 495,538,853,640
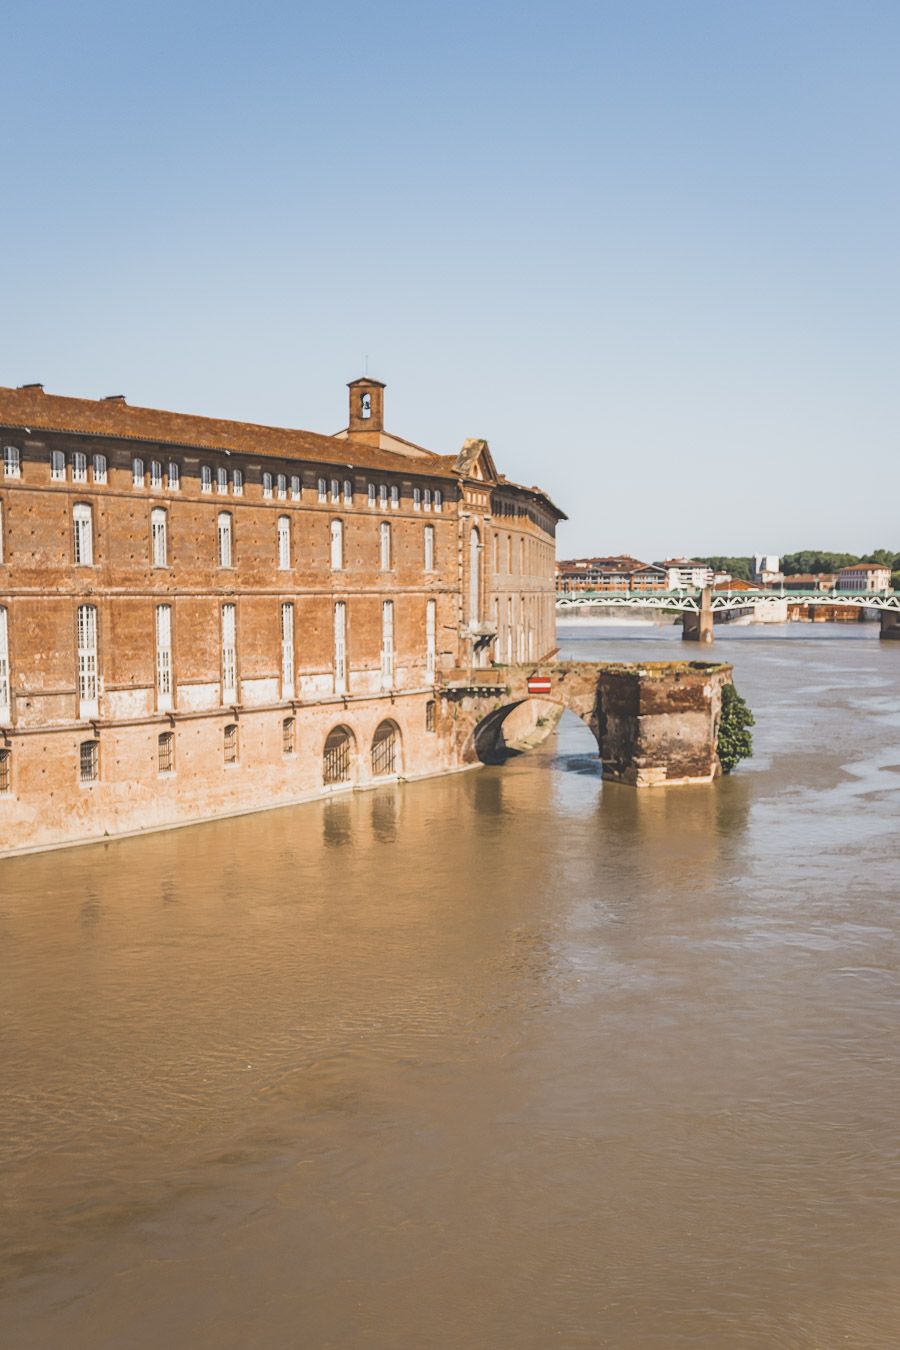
347,377,385,435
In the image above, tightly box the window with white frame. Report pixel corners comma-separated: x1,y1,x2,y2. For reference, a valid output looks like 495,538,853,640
201,464,212,493
434,488,442,512
133,457,146,488
423,487,432,511
367,482,376,508
262,472,273,499
93,453,108,485
318,477,327,502
221,604,237,702
291,475,301,500
334,601,347,694
379,483,388,509
277,515,291,570
424,524,435,572
217,512,233,568
73,503,93,566
380,522,391,570
331,478,340,503
0,501,4,564
167,460,180,491
216,466,228,494
277,473,287,499
380,600,394,690
156,604,173,710
0,606,9,723
151,507,167,567
426,598,436,682
413,487,421,510
3,447,20,479
77,604,99,718
390,484,399,509
150,460,163,489
330,519,343,570
343,479,352,505
51,450,65,481
280,602,294,697
232,467,243,496
74,452,89,483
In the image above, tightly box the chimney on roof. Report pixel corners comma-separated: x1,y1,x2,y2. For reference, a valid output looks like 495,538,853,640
101,394,127,403
18,382,44,392
347,376,385,435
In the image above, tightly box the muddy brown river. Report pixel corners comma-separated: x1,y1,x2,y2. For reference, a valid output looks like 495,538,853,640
2,623,900,1348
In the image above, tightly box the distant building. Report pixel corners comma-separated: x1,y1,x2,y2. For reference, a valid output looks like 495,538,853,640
556,556,667,594
753,554,783,586
780,573,837,593
655,558,714,591
837,564,891,593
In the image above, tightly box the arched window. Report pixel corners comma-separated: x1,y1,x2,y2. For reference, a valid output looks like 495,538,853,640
151,507,167,567
232,468,243,496
367,482,376,508
291,476,302,501
216,466,228,495
371,720,400,777
167,460,180,491
133,457,145,488
0,606,9,723
72,452,87,483
323,724,354,785
330,519,343,571
360,392,371,419
343,479,353,505
158,731,174,774
277,515,291,570
277,474,287,499
318,477,327,502
73,503,93,566
434,488,442,513
3,446,21,479
468,527,481,624
200,464,212,493
217,512,233,568
150,460,164,489
93,453,108,484
331,478,340,503
262,472,273,499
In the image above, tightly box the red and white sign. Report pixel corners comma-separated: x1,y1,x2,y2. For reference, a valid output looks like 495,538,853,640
526,675,552,695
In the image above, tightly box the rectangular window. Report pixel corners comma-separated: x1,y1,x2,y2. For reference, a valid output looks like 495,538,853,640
262,472,273,499
156,604,173,710
221,604,237,703
318,477,327,502
291,475,301,501
367,482,376,508
79,739,99,784
3,446,20,479
391,484,399,510
223,722,239,765
330,519,343,570
218,512,233,568
343,479,353,505
201,465,212,493
282,716,295,755
381,600,394,690
434,489,442,513
216,466,228,494
426,598,436,681
73,451,88,482
77,605,99,717
379,484,388,509
232,467,243,496
331,478,340,503
334,601,347,694
151,508,167,567
423,488,432,512
73,504,94,566
380,522,391,570
93,453,108,485
0,607,9,723
277,473,287,500
167,460,180,491
413,487,421,510
425,699,436,733
277,516,291,570
0,747,9,792
51,450,65,481
281,602,294,696
424,524,435,572
150,460,164,489
158,731,174,774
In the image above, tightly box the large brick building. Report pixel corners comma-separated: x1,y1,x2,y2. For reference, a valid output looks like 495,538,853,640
0,377,563,855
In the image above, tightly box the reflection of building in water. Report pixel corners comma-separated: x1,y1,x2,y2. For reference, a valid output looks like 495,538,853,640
0,377,563,855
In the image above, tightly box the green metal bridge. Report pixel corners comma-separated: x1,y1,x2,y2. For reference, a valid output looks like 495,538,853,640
556,588,900,614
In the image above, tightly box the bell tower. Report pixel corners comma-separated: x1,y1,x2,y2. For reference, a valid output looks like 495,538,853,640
347,377,385,435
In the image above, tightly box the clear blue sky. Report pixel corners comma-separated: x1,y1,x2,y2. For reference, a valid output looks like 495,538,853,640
3,0,899,559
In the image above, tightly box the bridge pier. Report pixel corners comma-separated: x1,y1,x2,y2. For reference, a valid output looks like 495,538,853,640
682,588,715,644
880,610,900,639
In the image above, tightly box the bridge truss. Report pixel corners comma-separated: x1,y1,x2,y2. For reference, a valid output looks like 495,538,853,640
556,589,900,614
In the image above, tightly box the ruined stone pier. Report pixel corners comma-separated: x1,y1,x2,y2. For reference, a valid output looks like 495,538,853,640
439,659,733,786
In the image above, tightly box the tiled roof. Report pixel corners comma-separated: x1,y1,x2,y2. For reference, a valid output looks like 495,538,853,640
0,385,459,480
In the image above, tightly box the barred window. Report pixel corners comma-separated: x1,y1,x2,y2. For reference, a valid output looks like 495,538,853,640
282,716,295,755
79,739,99,783
0,747,9,793
425,699,436,732
158,731,174,774
93,453,108,484
223,722,239,764
51,450,65,481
